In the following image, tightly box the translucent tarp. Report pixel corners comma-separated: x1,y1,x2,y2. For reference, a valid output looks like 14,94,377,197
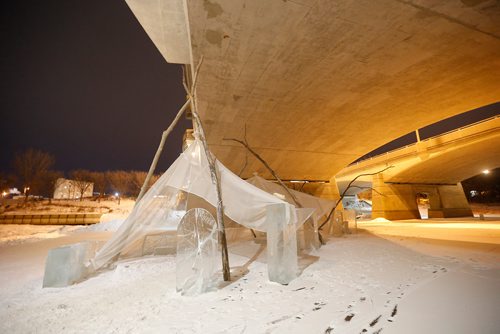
246,175,335,248
89,139,314,271
246,175,335,224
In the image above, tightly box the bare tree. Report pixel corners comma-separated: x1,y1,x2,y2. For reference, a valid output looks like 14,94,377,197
0,171,12,192
88,171,107,202
129,171,148,197
106,170,131,196
128,171,161,197
12,149,55,201
38,170,64,200
69,169,93,201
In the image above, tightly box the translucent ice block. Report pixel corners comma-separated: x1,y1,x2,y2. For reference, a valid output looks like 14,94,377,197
329,210,344,237
297,217,320,252
343,209,357,233
42,241,98,288
176,208,219,296
266,203,298,284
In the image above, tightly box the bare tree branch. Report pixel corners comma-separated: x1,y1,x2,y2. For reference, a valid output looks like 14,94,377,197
318,165,394,232
238,125,249,177
223,137,302,208
69,170,93,201
13,149,55,201
348,185,385,197
224,135,325,244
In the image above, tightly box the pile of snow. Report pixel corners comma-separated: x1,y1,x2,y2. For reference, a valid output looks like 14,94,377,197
0,225,81,245
86,219,125,232
79,201,132,232
470,203,500,216
369,217,392,223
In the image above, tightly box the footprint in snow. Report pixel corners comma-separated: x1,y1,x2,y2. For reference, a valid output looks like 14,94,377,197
313,301,327,311
369,315,381,327
391,304,398,317
387,304,398,322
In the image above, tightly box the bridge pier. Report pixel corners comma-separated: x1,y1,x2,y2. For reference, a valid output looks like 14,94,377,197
313,179,342,206
372,173,473,220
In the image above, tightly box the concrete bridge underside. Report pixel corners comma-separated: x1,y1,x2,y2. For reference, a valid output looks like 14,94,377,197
126,0,500,204
336,117,500,219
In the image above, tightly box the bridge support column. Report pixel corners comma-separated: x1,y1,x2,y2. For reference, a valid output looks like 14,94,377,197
372,174,473,220
436,183,474,217
372,173,419,220
314,179,342,209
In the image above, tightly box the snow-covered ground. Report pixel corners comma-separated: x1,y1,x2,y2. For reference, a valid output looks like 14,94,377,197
0,217,499,333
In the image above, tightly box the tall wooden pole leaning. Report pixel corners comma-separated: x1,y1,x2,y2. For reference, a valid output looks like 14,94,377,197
113,96,192,263
186,58,231,281
135,98,192,204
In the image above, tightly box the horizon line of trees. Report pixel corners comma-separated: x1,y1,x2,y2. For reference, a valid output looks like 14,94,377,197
0,148,160,200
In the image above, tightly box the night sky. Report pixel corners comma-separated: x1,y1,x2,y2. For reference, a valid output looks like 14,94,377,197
1,1,498,174
1,1,190,173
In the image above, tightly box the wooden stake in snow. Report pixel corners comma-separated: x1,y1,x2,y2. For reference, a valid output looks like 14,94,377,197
185,57,231,282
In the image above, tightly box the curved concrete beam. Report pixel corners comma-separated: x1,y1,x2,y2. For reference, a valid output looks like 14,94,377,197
126,0,500,181
388,132,500,184
183,0,500,180
336,117,500,193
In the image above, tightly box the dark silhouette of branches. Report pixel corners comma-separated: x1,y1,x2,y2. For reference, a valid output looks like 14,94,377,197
318,165,394,233
69,170,93,201
12,149,55,201
223,136,302,208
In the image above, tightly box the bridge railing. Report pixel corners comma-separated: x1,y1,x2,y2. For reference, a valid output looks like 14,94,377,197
351,115,499,166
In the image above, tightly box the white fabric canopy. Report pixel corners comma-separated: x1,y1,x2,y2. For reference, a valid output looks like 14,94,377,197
90,140,314,270
246,175,335,224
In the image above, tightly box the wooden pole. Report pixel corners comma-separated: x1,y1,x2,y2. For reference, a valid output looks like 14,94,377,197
108,97,192,264
186,57,231,281
135,98,192,204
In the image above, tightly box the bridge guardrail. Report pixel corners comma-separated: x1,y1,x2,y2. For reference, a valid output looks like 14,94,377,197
352,115,499,165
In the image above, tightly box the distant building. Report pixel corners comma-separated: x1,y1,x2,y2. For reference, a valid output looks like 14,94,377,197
53,178,94,200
